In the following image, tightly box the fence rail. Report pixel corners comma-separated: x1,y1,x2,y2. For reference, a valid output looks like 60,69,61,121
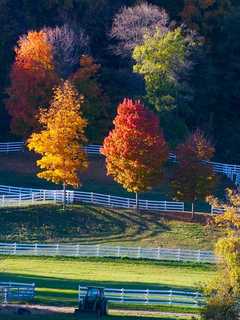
0,242,217,264
1,141,239,184
0,281,35,303
78,286,204,308
0,185,184,212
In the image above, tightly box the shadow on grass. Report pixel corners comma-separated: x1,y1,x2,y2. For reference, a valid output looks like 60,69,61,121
0,268,201,307
0,204,171,245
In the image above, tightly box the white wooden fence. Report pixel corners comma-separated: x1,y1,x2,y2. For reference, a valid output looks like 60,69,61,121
0,141,239,185
0,185,184,212
0,242,217,264
78,286,204,308
0,282,35,303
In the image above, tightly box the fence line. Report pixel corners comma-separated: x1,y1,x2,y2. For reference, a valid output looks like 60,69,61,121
0,242,217,264
0,141,239,185
0,282,35,303
78,286,204,308
0,185,185,212
0,184,224,213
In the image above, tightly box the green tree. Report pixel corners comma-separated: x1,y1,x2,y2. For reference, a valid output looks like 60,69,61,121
133,27,196,112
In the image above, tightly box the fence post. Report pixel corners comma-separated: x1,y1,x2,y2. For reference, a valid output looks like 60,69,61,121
108,195,111,207
168,289,173,305
34,243,38,256
54,191,57,203
157,247,161,260
96,245,100,257
177,248,181,261
197,250,201,262
18,192,22,206
145,289,149,304
78,285,81,302
31,193,34,205
1,195,4,207
76,244,80,257
121,288,124,303
43,190,46,202
91,192,94,204
164,201,167,211
56,244,59,256
13,242,17,255
117,246,121,258
146,200,148,210
137,247,141,259
127,198,130,209
195,291,199,306
3,288,7,304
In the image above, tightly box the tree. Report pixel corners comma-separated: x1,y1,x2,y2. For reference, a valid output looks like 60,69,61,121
101,98,168,208
171,130,217,215
110,2,169,58
44,24,89,79
133,27,197,112
180,0,234,38
6,31,58,136
202,190,240,320
71,55,111,143
27,81,88,209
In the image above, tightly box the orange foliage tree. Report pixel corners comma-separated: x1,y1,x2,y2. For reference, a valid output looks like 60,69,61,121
71,55,110,143
6,31,58,136
27,81,88,208
171,129,217,215
101,99,168,207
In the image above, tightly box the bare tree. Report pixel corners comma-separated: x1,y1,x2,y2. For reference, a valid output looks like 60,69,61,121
44,24,89,78
110,2,169,57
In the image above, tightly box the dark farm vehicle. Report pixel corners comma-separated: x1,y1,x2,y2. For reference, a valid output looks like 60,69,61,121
75,287,108,317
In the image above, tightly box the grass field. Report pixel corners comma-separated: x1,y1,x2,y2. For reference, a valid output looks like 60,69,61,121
0,256,216,306
0,204,222,249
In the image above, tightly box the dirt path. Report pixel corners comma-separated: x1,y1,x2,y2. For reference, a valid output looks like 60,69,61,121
0,304,200,318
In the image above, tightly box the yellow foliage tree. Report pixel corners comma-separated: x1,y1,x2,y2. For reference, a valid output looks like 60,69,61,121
28,80,88,208
203,190,240,319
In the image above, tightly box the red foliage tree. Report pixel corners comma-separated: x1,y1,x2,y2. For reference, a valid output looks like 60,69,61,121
6,31,58,136
101,98,168,207
171,129,217,215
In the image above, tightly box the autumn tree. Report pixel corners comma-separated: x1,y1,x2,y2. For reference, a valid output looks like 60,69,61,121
171,130,217,215
44,24,89,79
6,31,58,136
101,98,168,208
110,2,169,58
202,190,240,319
71,55,111,143
133,27,198,112
181,0,233,38
28,81,88,209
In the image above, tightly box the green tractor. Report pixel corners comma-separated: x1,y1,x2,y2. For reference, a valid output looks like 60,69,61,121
75,287,109,317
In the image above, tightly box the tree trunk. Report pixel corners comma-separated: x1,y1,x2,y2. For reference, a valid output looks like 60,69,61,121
63,182,66,210
135,192,139,212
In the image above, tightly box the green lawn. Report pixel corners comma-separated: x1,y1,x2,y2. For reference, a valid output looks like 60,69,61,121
0,256,216,306
0,204,222,249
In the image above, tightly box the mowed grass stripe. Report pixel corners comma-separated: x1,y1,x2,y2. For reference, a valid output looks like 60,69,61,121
0,256,216,306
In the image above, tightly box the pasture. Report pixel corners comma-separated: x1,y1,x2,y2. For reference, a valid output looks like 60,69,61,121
0,204,222,249
0,256,216,306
